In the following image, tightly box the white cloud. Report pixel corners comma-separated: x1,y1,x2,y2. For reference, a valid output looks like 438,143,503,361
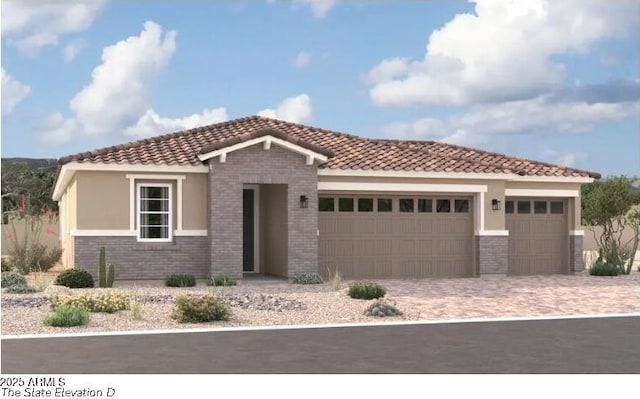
292,51,312,68
269,0,337,19
294,0,337,19
368,0,640,107
62,40,83,62
40,113,78,144
258,94,312,123
540,146,588,167
125,108,228,138
1,0,106,55
1,68,31,115
383,96,639,146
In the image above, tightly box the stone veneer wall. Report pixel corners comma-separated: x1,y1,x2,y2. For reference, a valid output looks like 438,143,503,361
476,235,509,275
569,234,584,272
208,144,318,279
74,236,210,280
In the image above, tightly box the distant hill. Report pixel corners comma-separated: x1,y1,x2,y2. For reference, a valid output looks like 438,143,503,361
1,158,57,172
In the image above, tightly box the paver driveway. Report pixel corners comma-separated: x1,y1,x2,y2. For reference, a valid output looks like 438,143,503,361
381,271,640,320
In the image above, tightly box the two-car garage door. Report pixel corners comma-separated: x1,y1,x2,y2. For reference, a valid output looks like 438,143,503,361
318,195,474,279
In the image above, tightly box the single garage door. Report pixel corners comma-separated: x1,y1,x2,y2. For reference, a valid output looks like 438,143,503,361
318,195,474,279
506,198,568,275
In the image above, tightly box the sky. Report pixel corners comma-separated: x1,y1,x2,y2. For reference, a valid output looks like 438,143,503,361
1,0,639,176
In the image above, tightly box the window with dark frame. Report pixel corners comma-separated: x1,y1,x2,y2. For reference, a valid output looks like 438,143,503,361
436,199,451,213
358,198,374,212
319,197,335,212
534,201,547,214
505,201,514,214
377,198,393,212
454,199,469,213
399,199,414,213
138,185,170,240
338,198,354,212
417,199,433,213
517,201,531,214
550,201,564,214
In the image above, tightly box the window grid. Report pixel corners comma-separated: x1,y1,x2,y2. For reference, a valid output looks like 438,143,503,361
137,184,172,242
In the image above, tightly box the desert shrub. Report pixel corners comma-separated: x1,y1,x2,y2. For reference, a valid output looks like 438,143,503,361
207,274,237,287
589,261,620,276
6,284,38,294
55,269,95,288
348,282,386,300
1,258,12,272
32,271,50,292
44,305,91,327
51,293,130,313
1,270,27,288
364,301,402,317
172,294,231,323
11,244,62,274
293,272,323,285
165,274,196,287
328,269,342,292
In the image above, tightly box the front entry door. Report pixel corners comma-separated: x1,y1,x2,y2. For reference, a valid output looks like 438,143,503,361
242,189,255,272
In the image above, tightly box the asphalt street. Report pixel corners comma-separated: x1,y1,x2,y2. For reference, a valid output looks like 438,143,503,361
2,316,639,373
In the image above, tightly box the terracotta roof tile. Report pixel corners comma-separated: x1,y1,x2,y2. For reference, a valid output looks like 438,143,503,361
57,115,600,179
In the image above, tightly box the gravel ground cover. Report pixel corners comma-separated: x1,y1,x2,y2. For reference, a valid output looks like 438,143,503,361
2,272,638,336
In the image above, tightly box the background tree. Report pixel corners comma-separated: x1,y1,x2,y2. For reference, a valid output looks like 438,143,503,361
1,161,58,221
581,175,640,274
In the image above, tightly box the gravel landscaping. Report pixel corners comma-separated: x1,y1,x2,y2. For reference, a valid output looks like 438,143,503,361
2,271,638,336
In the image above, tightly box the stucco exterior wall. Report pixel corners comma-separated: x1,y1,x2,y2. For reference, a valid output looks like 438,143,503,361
73,171,207,231
208,144,318,279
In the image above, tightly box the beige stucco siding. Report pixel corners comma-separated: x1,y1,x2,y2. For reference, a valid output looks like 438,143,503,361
484,180,505,230
76,171,130,229
74,171,208,231
182,173,208,230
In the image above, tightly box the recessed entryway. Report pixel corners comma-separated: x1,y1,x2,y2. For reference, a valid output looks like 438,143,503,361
242,185,259,273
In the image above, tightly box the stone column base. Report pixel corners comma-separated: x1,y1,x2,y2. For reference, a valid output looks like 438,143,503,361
476,235,508,275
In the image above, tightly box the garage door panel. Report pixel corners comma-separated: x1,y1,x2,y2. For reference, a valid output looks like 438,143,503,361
319,195,474,279
507,198,567,275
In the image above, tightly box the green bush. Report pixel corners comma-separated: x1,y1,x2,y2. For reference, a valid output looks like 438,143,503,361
348,282,386,300
172,294,231,323
51,293,130,313
1,270,27,288
165,274,196,287
364,301,402,317
1,258,12,272
44,305,91,327
293,272,323,284
589,261,620,276
54,269,95,288
207,275,237,287
6,284,38,294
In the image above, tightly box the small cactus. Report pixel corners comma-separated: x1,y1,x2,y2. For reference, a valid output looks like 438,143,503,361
98,246,106,288
106,263,115,288
364,301,402,318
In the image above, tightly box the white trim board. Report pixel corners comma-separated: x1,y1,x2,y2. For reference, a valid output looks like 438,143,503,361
318,169,595,183
504,189,580,197
126,174,186,232
198,135,329,166
71,229,207,237
318,182,488,193
570,230,585,236
476,230,509,236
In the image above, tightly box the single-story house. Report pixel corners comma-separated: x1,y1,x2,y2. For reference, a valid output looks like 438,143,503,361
52,116,600,280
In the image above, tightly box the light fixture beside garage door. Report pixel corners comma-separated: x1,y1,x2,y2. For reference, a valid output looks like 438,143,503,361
491,199,501,211
300,195,309,209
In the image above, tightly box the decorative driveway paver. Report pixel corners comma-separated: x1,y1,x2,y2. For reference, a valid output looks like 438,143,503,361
382,272,640,320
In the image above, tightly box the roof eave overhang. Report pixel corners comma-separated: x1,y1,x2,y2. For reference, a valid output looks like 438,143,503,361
198,134,329,166
317,168,596,183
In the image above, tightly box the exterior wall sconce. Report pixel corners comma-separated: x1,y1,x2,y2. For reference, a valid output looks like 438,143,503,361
491,199,501,211
300,195,309,209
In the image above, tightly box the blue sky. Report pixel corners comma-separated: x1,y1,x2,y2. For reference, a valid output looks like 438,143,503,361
2,0,639,176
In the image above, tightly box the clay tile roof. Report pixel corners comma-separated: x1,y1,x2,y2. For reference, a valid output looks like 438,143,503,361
56,115,601,179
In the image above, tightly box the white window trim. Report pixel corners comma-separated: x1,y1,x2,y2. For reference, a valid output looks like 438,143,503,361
126,174,185,232
136,182,173,243
504,189,579,197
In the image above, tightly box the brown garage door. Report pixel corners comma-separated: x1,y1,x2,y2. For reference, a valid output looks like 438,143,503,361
506,198,568,275
318,195,474,279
